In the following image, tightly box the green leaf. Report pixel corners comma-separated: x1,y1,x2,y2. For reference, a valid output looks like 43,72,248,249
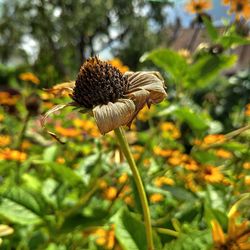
0,187,44,225
112,208,147,250
49,163,83,186
43,145,58,162
173,107,209,131
202,17,219,42
141,48,188,83
185,54,237,88
219,35,250,49
164,230,212,250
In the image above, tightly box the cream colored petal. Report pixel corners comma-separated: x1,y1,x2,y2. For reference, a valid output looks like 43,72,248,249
125,71,167,104
93,99,135,134
44,81,75,97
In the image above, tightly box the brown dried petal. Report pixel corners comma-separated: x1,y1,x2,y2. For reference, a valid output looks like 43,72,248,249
44,81,75,97
125,71,167,104
93,99,135,134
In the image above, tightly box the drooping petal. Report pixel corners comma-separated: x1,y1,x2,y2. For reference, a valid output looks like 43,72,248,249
125,71,167,105
40,102,77,144
93,99,135,134
44,81,75,97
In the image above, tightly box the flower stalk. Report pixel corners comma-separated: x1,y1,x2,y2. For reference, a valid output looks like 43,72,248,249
114,127,154,250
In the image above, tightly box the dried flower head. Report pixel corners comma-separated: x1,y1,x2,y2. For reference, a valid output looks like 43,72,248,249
42,56,167,139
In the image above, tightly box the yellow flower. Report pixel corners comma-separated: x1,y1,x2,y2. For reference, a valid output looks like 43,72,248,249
185,0,213,14
211,210,250,250
73,118,100,137
19,72,40,85
56,157,65,164
0,92,19,106
0,135,11,147
200,165,224,183
160,122,181,139
103,187,118,201
55,125,81,138
153,146,173,157
201,134,226,146
154,176,175,187
108,58,129,74
118,173,128,184
245,176,250,185
149,193,164,203
224,0,250,20
131,145,144,160
215,149,233,159
245,103,250,116
42,56,167,137
136,105,155,122
0,148,27,162
243,162,250,170
98,180,108,189
93,225,116,249
0,114,4,122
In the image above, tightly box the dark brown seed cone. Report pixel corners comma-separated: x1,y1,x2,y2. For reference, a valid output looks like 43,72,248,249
72,57,129,108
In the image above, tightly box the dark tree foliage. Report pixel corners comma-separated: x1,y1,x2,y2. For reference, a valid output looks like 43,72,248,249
0,0,170,85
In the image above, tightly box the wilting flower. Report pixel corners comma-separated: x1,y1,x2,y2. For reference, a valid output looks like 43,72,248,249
185,0,213,14
211,210,250,250
42,56,166,138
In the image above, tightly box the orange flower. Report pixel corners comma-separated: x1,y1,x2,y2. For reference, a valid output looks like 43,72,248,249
136,105,155,122
103,187,118,200
185,0,213,14
19,72,40,85
93,225,116,249
215,149,233,159
153,146,173,157
118,173,128,184
200,165,224,183
0,92,19,106
245,103,250,116
0,135,11,147
0,148,27,162
225,0,250,20
154,176,175,187
211,210,250,250
160,122,181,139
243,162,250,170
55,125,81,138
203,134,225,145
149,193,164,203
108,58,129,74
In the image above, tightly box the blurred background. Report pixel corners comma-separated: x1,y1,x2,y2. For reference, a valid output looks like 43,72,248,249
0,0,249,84
0,1,250,249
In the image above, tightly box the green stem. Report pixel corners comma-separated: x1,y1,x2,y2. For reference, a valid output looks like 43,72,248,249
156,228,179,238
114,127,154,250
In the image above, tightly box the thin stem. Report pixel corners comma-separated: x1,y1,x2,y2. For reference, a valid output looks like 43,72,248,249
114,127,154,250
156,227,179,238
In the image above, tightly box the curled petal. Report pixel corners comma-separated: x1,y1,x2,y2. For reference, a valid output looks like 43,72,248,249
125,71,167,104
44,81,75,97
40,102,76,144
93,99,135,134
